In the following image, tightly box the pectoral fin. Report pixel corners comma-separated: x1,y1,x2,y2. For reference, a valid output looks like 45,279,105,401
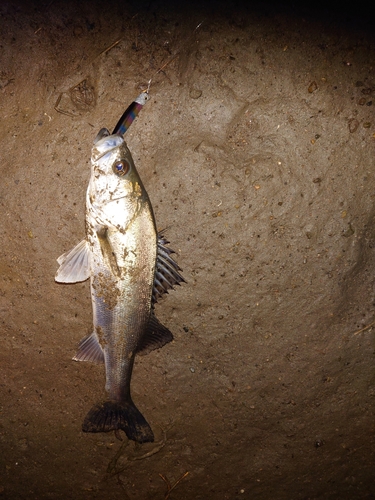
55,239,90,283
137,313,173,356
97,227,120,277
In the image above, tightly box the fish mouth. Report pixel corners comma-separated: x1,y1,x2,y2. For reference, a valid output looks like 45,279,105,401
92,134,124,162
92,145,119,163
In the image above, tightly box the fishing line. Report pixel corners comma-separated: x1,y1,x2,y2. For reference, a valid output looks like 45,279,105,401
112,21,203,135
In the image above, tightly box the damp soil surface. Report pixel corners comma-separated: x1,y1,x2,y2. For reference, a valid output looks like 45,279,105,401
1,1,375,499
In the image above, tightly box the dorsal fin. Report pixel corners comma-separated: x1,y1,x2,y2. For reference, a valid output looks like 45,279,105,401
152,232,185,305
137,313,173,356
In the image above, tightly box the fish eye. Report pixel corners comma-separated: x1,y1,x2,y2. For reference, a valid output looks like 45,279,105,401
112,159,130,176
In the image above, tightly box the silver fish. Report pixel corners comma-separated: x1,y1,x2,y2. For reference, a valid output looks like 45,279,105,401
55,129,184,443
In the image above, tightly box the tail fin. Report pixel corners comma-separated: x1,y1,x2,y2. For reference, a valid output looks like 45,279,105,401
82,400,154,443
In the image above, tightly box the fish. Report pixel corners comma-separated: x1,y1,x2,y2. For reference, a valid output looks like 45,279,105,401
55,113,184,443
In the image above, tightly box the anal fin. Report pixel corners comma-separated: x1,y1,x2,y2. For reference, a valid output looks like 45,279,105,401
73,331,104,363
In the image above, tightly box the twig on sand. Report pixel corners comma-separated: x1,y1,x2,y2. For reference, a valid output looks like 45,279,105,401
97,37,124,58
106,427,167,476
159,471,189,500
353,320,375,335
106,439,130,474
128,429,167,461
54,93,76,117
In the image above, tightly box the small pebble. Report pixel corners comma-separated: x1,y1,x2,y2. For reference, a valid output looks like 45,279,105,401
348,118,359,133
343,223,354,237
189,88,202,99
73,25,83,36
308,81,318,93
358,97,366,105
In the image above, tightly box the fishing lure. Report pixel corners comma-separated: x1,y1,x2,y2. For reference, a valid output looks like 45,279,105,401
112,21,203,136
93,81,150,144
113,88,150,135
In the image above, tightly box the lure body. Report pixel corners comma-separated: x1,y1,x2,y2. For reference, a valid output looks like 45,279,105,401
113,91,149,136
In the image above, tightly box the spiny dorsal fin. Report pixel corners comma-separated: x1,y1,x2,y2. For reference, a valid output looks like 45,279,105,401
152,232,185,304
137,313,173,356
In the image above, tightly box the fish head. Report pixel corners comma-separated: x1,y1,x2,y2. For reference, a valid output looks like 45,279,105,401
88,132,148,226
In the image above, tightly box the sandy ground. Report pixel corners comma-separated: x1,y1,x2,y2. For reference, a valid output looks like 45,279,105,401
1,1,375,498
